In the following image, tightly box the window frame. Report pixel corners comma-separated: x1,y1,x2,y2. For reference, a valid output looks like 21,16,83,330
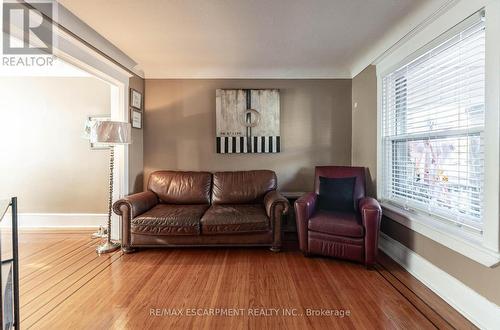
376,1,500,267
382,16,486,233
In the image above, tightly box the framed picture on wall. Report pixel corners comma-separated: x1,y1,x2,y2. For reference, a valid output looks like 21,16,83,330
131,108,142,129
215,89,280,154
130,89,142,110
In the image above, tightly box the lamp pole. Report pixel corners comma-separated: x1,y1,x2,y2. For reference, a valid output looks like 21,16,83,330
84,120,130,254
96,145,121,254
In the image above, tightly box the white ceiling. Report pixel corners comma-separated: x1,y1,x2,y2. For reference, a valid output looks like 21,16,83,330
58,0,438,79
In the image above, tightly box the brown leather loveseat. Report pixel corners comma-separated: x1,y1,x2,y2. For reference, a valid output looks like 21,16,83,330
113,170,289,253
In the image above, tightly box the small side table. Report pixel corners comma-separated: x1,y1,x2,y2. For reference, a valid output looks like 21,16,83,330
280,191,306,251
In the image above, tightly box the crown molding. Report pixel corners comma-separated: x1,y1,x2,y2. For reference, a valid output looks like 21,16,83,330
144,70,353,80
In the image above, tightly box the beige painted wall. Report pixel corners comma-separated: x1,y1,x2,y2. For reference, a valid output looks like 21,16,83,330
128,75,144,194
352,65,500,306
351,65,377,197
144,79,352,192
0,76,111,213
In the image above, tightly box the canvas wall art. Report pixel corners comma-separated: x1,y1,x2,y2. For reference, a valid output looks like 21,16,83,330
215,89,280,153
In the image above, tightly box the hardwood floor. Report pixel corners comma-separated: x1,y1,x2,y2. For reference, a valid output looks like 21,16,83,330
19,230,475,329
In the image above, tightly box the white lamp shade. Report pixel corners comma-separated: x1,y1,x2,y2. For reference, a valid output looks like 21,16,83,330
89,120,131,145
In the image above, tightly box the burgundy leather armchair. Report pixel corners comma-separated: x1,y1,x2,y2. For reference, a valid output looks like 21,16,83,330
294,166,382,266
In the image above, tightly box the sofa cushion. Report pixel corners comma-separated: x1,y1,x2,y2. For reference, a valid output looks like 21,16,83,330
148,171,212,205
201,204,270,234
212,170,277,204
308,210,364,238
132,204,208,236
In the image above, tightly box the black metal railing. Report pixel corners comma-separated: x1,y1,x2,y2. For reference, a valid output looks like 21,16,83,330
0,197,20,329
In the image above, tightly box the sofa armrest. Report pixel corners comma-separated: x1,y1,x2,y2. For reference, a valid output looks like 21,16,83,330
264,190,290,252
294,192,317,253
264,190,290,219
113,191,158,250
113,191,158,219
359,197,382,266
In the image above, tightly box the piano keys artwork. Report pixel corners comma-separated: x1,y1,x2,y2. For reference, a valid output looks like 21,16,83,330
215,89,280,153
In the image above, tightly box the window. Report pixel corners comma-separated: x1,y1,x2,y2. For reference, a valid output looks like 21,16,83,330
381,12,485,233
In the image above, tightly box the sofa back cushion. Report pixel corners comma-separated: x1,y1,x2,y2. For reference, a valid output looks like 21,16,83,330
212,170,277,204
148,171,212,205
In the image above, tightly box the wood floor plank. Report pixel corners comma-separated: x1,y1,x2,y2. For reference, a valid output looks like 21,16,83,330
21,251,123,329
20,239,96,286
20,242,99,299
17,230,92,260
29,250,169,329
17,231,475,330
3,232,70,260
20,243,113,313
20,237,93,279
377,252,475,330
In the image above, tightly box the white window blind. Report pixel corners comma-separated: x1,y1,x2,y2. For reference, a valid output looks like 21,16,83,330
381,12,485,232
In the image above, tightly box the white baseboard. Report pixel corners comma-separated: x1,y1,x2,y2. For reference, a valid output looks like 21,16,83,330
379,232,500,329
13,213,106,229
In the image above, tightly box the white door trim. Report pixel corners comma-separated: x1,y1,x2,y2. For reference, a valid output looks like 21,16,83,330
50,23,132,239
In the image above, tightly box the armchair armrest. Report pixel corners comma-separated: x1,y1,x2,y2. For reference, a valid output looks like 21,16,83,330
358,197,382,266
264,190,290,252
113,191,158,251
294,192,317,253
113,191,158,219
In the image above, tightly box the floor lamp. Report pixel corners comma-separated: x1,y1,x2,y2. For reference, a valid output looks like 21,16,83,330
87,120,131,254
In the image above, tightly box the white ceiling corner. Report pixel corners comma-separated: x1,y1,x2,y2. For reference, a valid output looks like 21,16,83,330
349,0,460,77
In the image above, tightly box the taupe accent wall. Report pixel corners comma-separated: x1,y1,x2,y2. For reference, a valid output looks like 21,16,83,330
144,79,352,192
352,65,500,306
0,76,110,213
351,65,377,197
128,75,145,194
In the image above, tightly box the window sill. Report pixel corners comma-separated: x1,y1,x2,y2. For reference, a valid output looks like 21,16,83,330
381,202,500,267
